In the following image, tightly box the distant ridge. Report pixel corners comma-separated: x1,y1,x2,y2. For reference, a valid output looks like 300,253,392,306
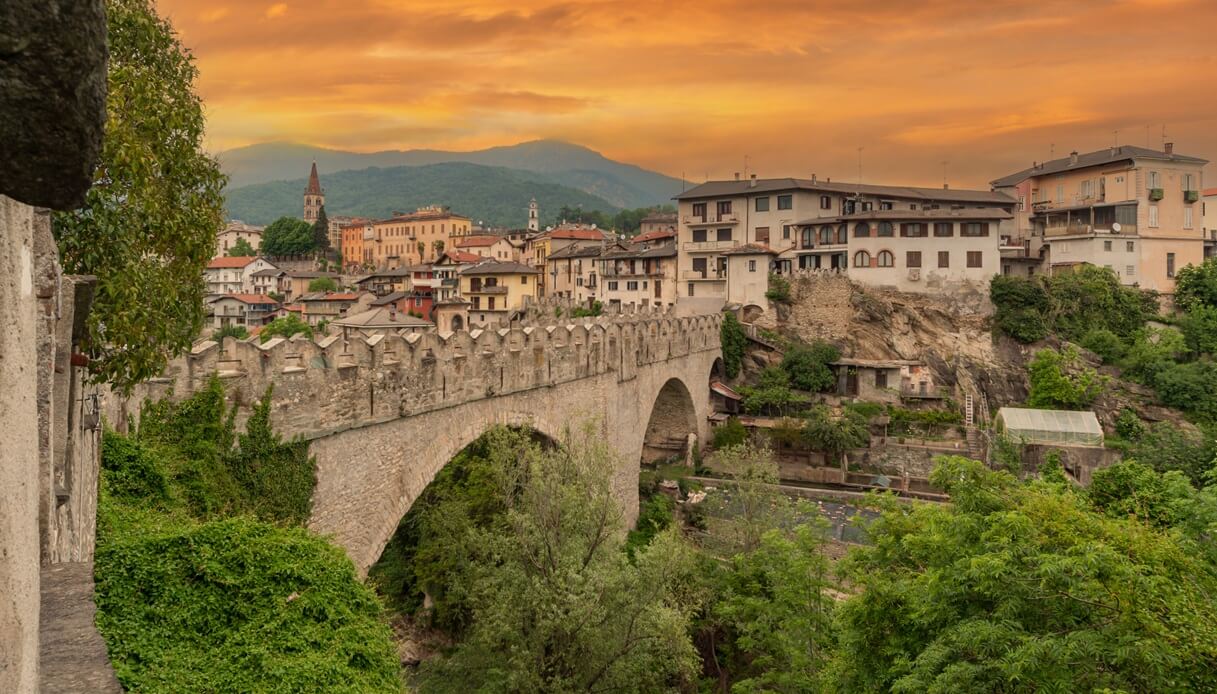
223,161,621,227
217,139,688,210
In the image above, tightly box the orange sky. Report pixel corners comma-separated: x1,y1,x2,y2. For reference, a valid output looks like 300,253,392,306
160,0,1217,188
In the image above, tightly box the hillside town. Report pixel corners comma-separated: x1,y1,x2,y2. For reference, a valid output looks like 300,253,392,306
207,143,1212,337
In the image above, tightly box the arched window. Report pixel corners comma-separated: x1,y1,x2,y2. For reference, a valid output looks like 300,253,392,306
801,227,813,248
877,250,895,267
854,222,871,238
819,226,833,245
836,223,848,244
878,222,894,237
853,250,871,267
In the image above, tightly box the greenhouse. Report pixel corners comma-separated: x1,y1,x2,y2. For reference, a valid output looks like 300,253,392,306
995,407,1104,447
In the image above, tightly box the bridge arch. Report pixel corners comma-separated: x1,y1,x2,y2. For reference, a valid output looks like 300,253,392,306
641,377,698,464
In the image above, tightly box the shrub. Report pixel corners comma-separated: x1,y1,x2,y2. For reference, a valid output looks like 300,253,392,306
765,273,792,303
1125,421,1217,487
1088,461,1193,527
625,494,675,559
1027,346,1105,410
1114,408,1147,441
1180,305,1217,356
990,275,1049,343
1120,327,1186,384
1174,257,1217,312
100,433,170,505
1152,360,1217,423
803,405,869,465
720,312,748,379
1080,328,1126,363
781,341,839,392
570,300,603,318
739,366,801,416
712,417,748,449
260,314,313,343
307,276,338,292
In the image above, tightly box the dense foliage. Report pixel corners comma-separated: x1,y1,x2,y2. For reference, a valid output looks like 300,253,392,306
226,237,256,257
213,324,249,341
765,273,792,303
52,0,226,390
720,312,748,379
96,379,399,692
781,340,840,392
828,456,1217,693
1174,257,1217,313
711,416,749,449
739,366,803,416
308,276,339,292
261,216,317,256
1026,345,1105,410
803,405,869,465
990,267,1156,344
260,313,313,343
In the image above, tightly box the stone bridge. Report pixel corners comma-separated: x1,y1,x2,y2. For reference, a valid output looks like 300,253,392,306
136,313,724,572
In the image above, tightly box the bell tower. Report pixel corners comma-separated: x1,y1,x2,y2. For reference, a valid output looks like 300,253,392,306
527,197,539,232
304,161,325,223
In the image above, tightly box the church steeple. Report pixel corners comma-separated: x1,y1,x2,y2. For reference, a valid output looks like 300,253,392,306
527,197,539,232
303,161,325,223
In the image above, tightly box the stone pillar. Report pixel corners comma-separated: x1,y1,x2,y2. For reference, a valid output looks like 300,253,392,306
0,195,41,693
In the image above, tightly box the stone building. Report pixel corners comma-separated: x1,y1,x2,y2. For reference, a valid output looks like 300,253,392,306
303,161,324,224
460,261,540,325
215,220,263,256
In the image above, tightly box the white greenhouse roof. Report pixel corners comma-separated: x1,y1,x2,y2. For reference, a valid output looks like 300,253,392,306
996,407,1103,447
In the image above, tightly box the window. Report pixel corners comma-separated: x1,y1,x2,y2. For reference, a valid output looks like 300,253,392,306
692,257,707,274
783,224,791,240
854,222,871,238
748,260,757,272
1127,241,1135,252
1167,253,1176,278
900,223,926,237
488,297,495,310
837,224,848,244
961,222,990,237
801,227,813,248
1148,171,1161,188
755,197,770,212
608,281,619,290
1018,195,1026,212
1183,173,1194,190
933,222,954,237
716,200,732,217
1184,207,1193,229
820,195,832,210
862,201,873,212
755,227,770,243
877,250,895,267
1126,265,1135,276
1149,204,1159,228
878,222,894,237
875,371,888,389
692,229,707,242
627,281,639,290
1080,179,1092,197
938,251,949,268
853,250,871,267
777,194,792,210
819,226,833,245
687,283,694,296
692,202,706,219
521,275,528,284
1056,184,1064,203
906,251,922,268
1104,240,1112,252
716,228,733,241
879,201,893,211
967,251,983,268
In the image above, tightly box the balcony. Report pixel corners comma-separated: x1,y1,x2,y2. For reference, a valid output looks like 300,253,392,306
1148,188,1164,201
683,214,739,227
681,269,726,281
682,239,740,252
1043,222,1137,238
1185,190,1200,203
468,285,508,295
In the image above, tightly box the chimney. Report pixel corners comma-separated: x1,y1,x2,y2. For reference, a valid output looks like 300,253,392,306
1165,142,1174,155
1109,146,1116,157
734,172,740,181
1070,151,1079,165
943,183,949,190
811,173,817,184
749,173,757,188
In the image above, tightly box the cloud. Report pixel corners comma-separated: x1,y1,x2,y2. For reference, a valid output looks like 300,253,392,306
265,3,288,19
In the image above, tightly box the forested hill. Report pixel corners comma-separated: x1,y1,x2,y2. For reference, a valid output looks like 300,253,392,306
219,139,689,209
223,162,621,227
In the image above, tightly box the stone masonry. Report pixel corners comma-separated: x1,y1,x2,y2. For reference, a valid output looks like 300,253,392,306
129,313,723,573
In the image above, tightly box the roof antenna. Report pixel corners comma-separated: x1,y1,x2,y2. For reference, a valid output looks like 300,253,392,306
1049,143,1055,158
856,146,864,191
1112,129,1119,147
941,159,949,188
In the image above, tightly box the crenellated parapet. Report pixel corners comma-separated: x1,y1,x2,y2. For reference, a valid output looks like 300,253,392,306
134,312,724,440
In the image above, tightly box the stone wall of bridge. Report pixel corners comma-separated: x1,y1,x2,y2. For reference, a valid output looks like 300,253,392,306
123,313,723,572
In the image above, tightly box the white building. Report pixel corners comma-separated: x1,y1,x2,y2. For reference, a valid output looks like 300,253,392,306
204,256,279,296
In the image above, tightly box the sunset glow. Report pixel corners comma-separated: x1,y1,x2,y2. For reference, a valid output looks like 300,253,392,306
160,0,1217,186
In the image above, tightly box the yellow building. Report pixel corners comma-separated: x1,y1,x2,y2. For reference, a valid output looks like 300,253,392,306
459,261,540,325
363,206,472,269
992,144,1207,293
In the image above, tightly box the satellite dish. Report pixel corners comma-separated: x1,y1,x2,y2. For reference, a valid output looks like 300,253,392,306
1112,222,1122,233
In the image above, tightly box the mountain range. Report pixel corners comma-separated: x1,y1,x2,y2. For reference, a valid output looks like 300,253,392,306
219,140,689,225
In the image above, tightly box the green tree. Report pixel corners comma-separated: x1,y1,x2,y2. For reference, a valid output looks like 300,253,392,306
417,240,426,260
52,0,226,390
989,275,1049,343
260,216,314,256
802,405,869,467
225,237,256,257
433,239,445,257
260,314,313,343
1026,345,1105,410
827,456,1217,693
311,205,329,252
1180,304,1217,356
1080,327,1126,363
1088,460,1194,528
720,312,748,379
765,273,792,303
1174,257,1217,312
1125,422,1217,487
702,444,801,555
1151,360,1217,423
1119,327,1186,384
417,425,700,693
739,366,801,416
712,417,748,449
307,276,338,293
1043,265,1156,341
782,341,840,392
213,324,248,341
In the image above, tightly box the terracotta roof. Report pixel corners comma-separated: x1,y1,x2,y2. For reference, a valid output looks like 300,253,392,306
548,228,607,241
207,256,257,269
456,235,503,248
1204,188,1217,197
632,229,676,243
212,293,279,305
461,261,540,275
992,145,1208,187
283,304,304,313
438,250,483,264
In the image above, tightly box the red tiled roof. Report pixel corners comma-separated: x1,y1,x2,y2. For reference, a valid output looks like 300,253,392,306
548,228,606,241
456,235,501,248
216,293,279,305
1204,188,1217,197
632,229,676,243
283,304,304,313
440,250,483,264
207,256,257,269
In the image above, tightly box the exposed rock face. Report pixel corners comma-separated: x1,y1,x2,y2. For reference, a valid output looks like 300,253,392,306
0,0,107,209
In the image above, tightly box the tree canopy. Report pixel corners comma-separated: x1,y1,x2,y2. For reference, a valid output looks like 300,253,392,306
52,0,226,390
260,216,315,256
225,237,256,257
